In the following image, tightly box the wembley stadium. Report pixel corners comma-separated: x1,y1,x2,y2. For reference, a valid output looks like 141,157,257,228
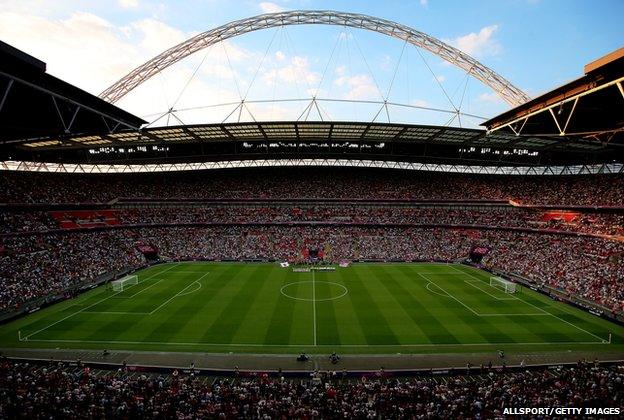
0,4,623,418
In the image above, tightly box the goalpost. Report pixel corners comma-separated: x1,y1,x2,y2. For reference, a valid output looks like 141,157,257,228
111,275,138,292
489,276,518,294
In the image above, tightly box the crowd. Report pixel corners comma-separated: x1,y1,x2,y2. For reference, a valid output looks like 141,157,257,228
1,225,623,313
0,232,143,312
3,206,624,237
0,359,621,418
482,233,624,313
1,167,623,314
1,167,624,206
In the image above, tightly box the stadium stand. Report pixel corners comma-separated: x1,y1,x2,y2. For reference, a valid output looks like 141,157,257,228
1,24,623,419
1,168,624,206
0,359,621,418
1,168,623,315
3,205,624,236
1,222,623,314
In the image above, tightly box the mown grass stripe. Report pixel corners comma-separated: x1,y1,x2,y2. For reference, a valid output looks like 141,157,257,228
264,270,302,345
83,271,200,343
230,266,288,344
453,265,596,342
314,272,341,346
380,265,460,344
199,265,268,344
4,262,619,354
413,269,518,344
347,266,399,345
171,264,245,342
141,277,212,344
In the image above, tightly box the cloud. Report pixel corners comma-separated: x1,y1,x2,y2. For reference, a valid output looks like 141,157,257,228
275,50,285,61
380,55,392,71
446,25,502,57
118,0,139,9
0,9,241,122
335,65,347,76
130,18,187,53
420,0,428,7
477,91,504,104
410,99,429,108
433,75,446,83
0,11,144,94
334,74,380,100
258,2,284,13
261,55,320,87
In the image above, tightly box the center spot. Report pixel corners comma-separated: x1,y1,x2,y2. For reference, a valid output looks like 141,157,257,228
280,281,348,302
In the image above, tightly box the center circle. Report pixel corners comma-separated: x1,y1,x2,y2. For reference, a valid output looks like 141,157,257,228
280,281,348,302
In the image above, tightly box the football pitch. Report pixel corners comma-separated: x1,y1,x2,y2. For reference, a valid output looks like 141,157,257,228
1,262,622,355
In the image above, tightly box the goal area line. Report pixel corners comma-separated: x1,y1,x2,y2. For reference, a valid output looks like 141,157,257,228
19,263,182,341
464,280,516,300
421,274,544,317
446,265,609,343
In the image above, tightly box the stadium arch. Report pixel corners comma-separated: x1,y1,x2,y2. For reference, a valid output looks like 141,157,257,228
99,10,530,107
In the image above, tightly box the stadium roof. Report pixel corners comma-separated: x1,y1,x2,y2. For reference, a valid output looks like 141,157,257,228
3,121,620,167
483,48,624,146
0,42,622,172
0,41,145,143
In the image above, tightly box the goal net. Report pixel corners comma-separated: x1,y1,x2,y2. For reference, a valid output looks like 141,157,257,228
489,276,518,294
111,275,138,292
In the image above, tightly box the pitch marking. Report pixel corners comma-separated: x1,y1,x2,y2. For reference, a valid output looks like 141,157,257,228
450,265,609,342
420,273,544,317
176,280,202,297
149,272,210,314
21,263,181,340
464,280,517,300
425,282,449,298
23,337,607,347
312,270,317,346
279,281,348,302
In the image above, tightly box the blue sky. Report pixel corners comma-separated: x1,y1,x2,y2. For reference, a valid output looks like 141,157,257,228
0,0,622,127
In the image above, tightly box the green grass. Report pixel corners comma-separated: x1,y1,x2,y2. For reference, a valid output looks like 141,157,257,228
1,262,623,355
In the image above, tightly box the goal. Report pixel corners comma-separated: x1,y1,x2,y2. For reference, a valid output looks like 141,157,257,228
489,276,518,294
111,275,138,292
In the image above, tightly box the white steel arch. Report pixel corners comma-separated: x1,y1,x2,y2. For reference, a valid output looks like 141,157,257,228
100,10,530,107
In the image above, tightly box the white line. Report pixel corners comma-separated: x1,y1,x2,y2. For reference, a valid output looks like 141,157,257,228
127,277,166,298
513,292,608,342
149,272,210,314
452,265,609,342
23,338,607,347
418,273,480,316
464,280,516,300
422,274,546,317
478,313,549,317
114,277,167,299
280,281,348,302
82,311,150,315
312,269,317,346
176,270,212,273
22,263,180,340
425,282,450,298
176,281,202,297
451,265,530,305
